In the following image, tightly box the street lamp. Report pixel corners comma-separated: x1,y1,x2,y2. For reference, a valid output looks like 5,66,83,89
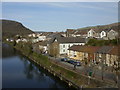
99,56,104,80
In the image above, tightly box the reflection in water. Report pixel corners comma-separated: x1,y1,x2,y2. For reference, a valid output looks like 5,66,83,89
2,43,71,89
2,43,16,58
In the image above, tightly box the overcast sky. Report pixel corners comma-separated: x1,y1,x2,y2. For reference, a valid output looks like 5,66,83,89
2,2,118,32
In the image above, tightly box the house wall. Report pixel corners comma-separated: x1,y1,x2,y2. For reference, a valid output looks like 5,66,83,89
106,54,118,66
107,30,118,40
59,43,85,55
68,50,84,61
100,31,107,38
48,42,59,57
87,29,96,38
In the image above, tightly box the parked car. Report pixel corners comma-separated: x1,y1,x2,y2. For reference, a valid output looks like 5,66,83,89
61,58,68,62
74,61,81,66
67,60,81,66
67,60,75,64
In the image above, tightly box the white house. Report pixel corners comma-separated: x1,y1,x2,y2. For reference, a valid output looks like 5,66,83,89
100,30,107,38
28,33,36,37
48,37,86,57
16,38,28,43
87,29,96,38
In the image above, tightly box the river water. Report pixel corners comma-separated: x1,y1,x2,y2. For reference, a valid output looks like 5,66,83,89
2,43,72,89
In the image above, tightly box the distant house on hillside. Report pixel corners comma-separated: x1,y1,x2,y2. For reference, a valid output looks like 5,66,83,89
87,29,97,38
47,37,86,57
74,30,88,38
66,29,76,37
107,29,118,40
87,28,118,40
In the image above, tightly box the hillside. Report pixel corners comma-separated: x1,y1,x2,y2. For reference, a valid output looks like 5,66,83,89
1,19,34,38
77,22,120,32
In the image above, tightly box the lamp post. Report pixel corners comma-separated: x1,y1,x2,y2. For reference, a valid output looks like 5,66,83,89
99,56,104,80
113,62,119,88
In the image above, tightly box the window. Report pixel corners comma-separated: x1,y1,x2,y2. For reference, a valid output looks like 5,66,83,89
63,45,65,48
74,55,76,57
68,44,70,48
102,32,104,35
63,49,65,52
112,32,115,35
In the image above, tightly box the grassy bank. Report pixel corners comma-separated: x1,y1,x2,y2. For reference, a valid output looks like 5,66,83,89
4,41,116,88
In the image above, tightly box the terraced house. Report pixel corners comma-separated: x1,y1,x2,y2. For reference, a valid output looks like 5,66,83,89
68,45,119,67
68,45,101,63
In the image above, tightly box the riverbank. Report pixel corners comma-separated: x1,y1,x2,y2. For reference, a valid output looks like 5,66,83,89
4,41,117,88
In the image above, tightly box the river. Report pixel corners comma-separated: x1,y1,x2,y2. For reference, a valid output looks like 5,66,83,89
2,43,73,89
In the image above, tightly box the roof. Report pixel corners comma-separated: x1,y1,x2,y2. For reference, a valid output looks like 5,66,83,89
68,45,100,53
49,37,86,44
33,41,48,46
74,30,88,35
108,46,119,55
47,33,64,39
95,46,113,54
81,46,101,53
68,45,85,52
66,29,76,34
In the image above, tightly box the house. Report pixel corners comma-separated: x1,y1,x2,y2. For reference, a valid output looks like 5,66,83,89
38,41,48,54
6,38,14,42
107,29,118,40
100,30,107,38
95,46,113,65
106,46,119,66
81,46,101,63
28,33,36,37
74,30,88,38
68,45,85,61
87,29,97,38
68,45,101,63
48,37,86,57
99,29,118,40
66,29,76,37
16,38,28,43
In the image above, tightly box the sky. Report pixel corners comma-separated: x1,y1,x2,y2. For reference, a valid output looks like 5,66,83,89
2,2,118,32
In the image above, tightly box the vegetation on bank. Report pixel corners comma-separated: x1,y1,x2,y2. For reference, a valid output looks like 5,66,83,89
86,39,119,46
5,41,115,88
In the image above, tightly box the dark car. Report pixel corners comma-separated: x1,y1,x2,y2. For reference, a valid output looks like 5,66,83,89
61,58,68,62
67,60,75,64
74,61,81,66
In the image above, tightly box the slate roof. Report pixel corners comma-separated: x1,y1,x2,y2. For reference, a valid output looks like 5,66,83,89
74,30,88,35
95,46,113,54
66,29,76,34
68,45,101,53
108,46,119,55
68,45,85,52
49,37,86,44
47,33,64,39
81,46,101,53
